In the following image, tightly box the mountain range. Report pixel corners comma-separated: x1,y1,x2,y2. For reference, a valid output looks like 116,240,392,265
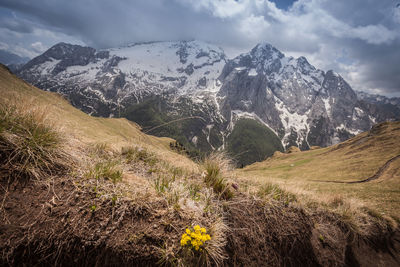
15,41,400,165
0,49,30,72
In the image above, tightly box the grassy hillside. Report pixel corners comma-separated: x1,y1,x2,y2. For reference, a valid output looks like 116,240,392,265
226,118,284,167
1,64,399,266
239,121,400,216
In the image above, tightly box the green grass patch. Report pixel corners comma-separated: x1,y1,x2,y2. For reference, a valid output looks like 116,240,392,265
122,97,207,159
257,183,297,205
85,160,123,184
154,175,172,194
203,153,233,200
121,145,158,165
226,119,284,167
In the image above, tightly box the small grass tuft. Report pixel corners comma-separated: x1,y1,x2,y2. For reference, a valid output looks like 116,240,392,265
121,145,157,166
202,152,234,200
188,183,201,201
154,175,172,194
257,183,297,205
90,143,112,159
328,195,345,208
203,218,228,266
85,160,123,184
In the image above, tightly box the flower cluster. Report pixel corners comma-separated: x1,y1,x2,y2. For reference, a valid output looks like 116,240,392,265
180,225,211,251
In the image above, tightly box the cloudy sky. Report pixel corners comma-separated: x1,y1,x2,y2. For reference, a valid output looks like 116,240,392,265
0,0,399,96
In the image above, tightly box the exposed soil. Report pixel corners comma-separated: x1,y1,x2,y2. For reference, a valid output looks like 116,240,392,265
1,179,399,266
0,177,180,266
224,196,319,266
224,196,400,266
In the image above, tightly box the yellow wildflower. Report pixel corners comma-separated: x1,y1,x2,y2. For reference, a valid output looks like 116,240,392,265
180,225,211,251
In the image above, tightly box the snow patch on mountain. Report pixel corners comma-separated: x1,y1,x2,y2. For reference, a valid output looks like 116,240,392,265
65,60,107,80
322,98,331,117
354,107,364,117
274,98,309,147
248,68,257,76
369,115,377,124
109,41,226,95
38,58,61,75
336,124,362,136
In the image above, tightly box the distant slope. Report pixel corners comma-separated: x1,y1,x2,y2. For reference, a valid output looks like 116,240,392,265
240,121,400,215
122,96,218,159
357,90,400,110
226,118,284,167
0,50,29,72
0,50,29,65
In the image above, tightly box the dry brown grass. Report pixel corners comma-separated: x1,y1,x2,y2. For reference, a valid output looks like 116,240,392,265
203,217,229,265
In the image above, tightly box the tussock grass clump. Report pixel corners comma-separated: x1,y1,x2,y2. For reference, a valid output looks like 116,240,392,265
0,103,68,182
121,145,157,166
85,160,123,184
154,175,173,194
203,218,228,266
202,152,234,199
257,183,297,205
89,143,113,159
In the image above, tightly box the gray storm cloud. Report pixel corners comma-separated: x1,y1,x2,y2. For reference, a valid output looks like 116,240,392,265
0,0,399,96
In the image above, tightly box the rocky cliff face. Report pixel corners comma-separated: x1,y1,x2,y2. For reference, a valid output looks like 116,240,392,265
17,41,400,163
217,43,399,148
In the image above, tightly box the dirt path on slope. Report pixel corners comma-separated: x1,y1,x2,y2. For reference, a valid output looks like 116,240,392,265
313,154,400,184
347,154,400,184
